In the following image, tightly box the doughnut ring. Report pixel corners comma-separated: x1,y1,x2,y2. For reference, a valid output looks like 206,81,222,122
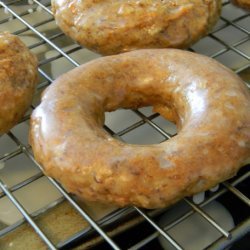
52,0,222,55
30,49,250,209
0,32,37,134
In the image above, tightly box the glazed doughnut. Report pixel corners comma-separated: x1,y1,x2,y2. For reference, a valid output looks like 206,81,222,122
30,49,250,209
52,0,222,55
231,0,250,10
0,32,38,134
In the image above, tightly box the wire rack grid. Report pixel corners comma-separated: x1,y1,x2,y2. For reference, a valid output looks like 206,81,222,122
0,0,249,249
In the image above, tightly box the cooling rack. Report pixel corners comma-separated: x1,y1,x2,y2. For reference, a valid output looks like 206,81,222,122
0,0,249,249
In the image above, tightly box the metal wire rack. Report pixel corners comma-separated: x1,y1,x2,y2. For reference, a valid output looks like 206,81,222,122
0,0,249,249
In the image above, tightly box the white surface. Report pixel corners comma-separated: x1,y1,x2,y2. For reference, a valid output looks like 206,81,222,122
192,192,205,204
158,201,234,250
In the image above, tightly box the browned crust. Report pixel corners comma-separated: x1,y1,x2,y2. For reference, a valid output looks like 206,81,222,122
231,0,250,10
0,32,38,134
52,0,222,55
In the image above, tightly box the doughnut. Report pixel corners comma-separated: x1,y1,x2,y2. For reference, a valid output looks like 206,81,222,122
231,0,250,10
0,32,38,134
30,49,250,209
52,0,222,55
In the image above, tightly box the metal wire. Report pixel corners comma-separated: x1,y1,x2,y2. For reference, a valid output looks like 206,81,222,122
184,198,231,239
129,171,250,250
0,180,57,250
133,206,184,250
222,182,250,206
0,1,249,250
8,131,121,250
